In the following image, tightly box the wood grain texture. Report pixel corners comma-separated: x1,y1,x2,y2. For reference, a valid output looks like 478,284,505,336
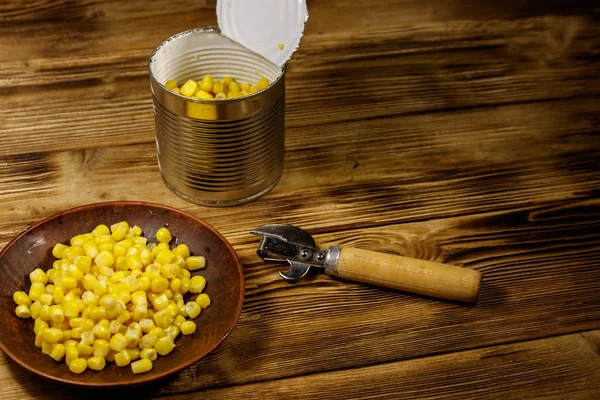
1,331,599,400
1,0,600,398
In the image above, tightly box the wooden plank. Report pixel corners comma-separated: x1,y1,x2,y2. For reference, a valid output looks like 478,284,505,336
0,96,597,241
1,15,599,156
1,330,598,399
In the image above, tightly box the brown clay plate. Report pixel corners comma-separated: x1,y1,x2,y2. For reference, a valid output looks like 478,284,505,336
0,201,244,388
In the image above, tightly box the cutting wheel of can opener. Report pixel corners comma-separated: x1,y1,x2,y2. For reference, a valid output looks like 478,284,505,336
251,224,483,303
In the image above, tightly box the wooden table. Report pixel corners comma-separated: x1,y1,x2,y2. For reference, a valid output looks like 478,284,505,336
1,1,599,398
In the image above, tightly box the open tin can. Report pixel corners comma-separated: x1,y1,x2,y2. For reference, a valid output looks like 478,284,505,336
149,28,285,206
148,0,308,206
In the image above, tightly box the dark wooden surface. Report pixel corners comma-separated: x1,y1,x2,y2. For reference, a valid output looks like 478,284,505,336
1,0,599,398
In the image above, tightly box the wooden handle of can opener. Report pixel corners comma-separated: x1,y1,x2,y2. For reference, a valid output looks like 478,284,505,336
334,248,482,302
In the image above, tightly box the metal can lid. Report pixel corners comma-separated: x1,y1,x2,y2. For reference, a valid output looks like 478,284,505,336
216,0,308,68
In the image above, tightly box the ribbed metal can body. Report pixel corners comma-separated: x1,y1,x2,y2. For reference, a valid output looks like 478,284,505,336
148,27,285,206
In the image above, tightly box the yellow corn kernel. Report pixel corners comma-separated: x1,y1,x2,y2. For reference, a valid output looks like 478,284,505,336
110,223,129,242
108,320,121,335
93,325,110,341
59,275,78,290
180,79,198,97
146,264,161,275
49,305,64,323
92,339,110,358
81,274,97,291
185,301,201,319
34,319,50,335
212,80,224,94
49,343,66,362
15,304,31,318
68,287,82,298
34,332,44,347
130,290,147,307
181,321,196,335
179,268,191,280
139,249,153,267
248,85,260,94
133,304,148,321
139,318,155,333
155,336,175,356
215,92,227,100
89,306,107,321
223,76,233,86
69,234,87,246
167,278,181,294
110,333,128,352
99,294,118,310
114,350,131,367
152,242,170,257
30,300,42,319
65,266,84,282
227,80,239,93
164,325,180,341
80,330,94,346
256,77,270,90
61,301,78,319
195,90,214,100
161,263,179,280
82,291,98,306
116,310,131,324
112,242,127,257
226,90,241,99
69,358,88,374
199,74,214,93
134,276,149,293
92,224,110,237
186,256,206,271
152,309,173,329
95,250,115,268
149,326,166,338
179,277,191,294
140,348,157,361
131,358,153,374
88,356,106,371
65,245,85,261
52,286,64,304
168,243,188,259
165,80,178,90
29,282,46,301
41,340,55,355
65,345,79,364
47,268,59,281
39,304,51,321
93,281,108,297
114,256,127,271
151,276,169,293
29,268,48,284
42,328,64,343
173,292,183,305
156,249,175,265
126,254,143,270
52,243,69,259
155,227,172,243
172,315,186,329
97,241,114,252
126,246,140,257
82,240,99,258
126,348,140,361
53,321,70,331
99,265,115,277
140,333,158,349
196,293,211,309
239,81,252,92
189,275,206,293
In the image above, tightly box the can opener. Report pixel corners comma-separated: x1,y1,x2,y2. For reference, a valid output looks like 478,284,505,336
250,224,482,303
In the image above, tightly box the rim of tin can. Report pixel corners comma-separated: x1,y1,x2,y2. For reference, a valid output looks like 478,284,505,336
148,26,286,104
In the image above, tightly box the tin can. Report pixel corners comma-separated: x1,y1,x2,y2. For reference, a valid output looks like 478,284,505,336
148,27,285,206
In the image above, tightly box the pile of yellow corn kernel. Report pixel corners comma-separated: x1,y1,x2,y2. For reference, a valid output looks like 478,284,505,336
165,74,270,100
12,222,211,375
